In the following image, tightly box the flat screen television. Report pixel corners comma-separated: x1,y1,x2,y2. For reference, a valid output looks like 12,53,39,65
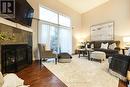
7,0,34,27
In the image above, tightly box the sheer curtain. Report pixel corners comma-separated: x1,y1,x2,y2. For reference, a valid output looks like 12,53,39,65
59,14,72,54
38,22,51,50
59,27,72,54
49,26,59,52
38,21,59,51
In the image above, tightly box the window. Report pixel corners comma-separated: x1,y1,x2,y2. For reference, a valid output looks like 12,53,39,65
38,6,72,54
59,14,71,27
39,7,58,24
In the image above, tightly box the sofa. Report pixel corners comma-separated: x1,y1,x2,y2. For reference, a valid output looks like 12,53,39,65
87,41,120,58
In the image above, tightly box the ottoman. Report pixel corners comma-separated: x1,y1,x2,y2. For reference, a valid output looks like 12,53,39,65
58,53,72,63
90,51,106,62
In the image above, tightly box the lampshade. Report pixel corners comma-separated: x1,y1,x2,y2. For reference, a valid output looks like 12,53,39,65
123,36,130,47
127,71,130,80
123,36,130,42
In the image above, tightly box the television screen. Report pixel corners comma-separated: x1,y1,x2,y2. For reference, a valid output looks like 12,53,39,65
15,0,34,27
4,0,34,27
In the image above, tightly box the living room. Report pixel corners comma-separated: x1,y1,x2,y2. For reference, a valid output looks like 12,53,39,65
0,0,130,87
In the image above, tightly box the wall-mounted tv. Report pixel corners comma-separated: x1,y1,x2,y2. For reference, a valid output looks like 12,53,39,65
7,0,34,27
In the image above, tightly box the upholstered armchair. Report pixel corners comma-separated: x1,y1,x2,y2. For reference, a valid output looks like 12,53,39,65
38,44,57,65
109,48,130,81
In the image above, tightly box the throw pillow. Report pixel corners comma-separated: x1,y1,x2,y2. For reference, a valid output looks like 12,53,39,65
109,44,112,49
85,44,88,49
0,72,4,87
2,73,24,87
100,43,108,49
126,48,130,56
109,43,117,50
85,43,90,49
113,43,117,49
91,44,94,48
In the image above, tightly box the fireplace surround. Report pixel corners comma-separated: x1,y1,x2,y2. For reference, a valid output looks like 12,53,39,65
0,23,32,73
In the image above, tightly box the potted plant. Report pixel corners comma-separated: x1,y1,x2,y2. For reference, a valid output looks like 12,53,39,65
0,32,15,42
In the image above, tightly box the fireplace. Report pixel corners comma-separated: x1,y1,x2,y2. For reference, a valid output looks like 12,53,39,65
1,44,32,73
0,23,32,73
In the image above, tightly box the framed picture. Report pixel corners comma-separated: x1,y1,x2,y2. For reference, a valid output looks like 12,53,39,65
90,21,114,41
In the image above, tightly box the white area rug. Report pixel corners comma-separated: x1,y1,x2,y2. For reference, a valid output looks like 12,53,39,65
43,55,119,87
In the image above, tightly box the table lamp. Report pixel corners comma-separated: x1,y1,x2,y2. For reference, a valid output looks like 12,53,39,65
123,36,130,48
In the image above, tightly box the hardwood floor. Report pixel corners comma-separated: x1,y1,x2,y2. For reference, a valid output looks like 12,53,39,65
16,61,127,87
119,80,127,87
16,61,67,87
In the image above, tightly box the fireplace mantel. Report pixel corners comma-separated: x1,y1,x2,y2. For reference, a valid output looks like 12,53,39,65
0,17,33,32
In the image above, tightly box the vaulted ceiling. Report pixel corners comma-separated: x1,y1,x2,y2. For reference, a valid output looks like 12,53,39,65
58,0,109,14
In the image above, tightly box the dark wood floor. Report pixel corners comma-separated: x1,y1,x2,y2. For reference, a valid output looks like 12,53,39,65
16,61,67,87
16,61,127,87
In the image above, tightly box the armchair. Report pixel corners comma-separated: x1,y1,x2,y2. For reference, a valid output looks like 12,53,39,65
38,44,57,65
109,48,130,81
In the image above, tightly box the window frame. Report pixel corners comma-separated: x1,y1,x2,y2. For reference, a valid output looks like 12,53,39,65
39,5,72,28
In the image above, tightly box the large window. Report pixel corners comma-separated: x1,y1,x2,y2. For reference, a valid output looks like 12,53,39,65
38,6,72,54
59,14,71,27
39,7,58,24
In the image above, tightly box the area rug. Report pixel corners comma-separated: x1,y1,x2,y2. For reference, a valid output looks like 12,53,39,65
43,55,119,87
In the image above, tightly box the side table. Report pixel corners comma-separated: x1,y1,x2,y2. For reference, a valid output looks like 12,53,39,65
121,48,128,55
77,49,86,58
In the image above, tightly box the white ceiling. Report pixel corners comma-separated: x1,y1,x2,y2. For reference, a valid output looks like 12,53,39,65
58,0,109,14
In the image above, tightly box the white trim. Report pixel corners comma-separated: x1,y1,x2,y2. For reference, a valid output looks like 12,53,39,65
39,6,71,28
0,17,33,32
16,24,33,32
0,17,16,27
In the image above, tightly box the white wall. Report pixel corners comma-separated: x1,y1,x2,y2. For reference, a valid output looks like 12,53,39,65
82,0,130,48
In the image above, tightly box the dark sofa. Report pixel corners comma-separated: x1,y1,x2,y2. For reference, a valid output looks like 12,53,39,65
88,41,120,58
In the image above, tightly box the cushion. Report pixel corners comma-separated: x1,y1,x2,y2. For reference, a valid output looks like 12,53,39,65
109,43,117,50
58,53,72,63
2,73,24,87
85,44,88,49
58,59,71,63
91,44,94,48
58,53,72,59
0,72,4,87
108,44,113,50
85,43,90,49
126,48,130,56
100,43,108,49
